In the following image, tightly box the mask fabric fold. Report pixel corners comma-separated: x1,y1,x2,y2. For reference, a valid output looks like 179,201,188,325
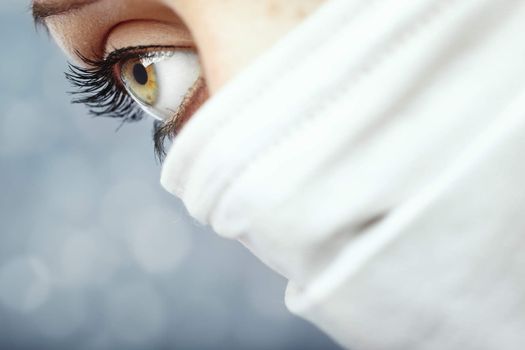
161,0,525,348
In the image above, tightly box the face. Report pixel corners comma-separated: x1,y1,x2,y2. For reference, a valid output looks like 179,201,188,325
33,0,324,157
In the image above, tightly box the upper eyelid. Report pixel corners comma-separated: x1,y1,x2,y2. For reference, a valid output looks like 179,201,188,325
103,43,196,60
100,45,179,65
77,45,180,82
74,44,190,70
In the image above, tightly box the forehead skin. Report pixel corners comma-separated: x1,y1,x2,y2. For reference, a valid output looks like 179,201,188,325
36,0,325,92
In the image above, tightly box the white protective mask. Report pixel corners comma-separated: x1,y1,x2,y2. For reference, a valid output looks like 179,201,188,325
161,0,525,348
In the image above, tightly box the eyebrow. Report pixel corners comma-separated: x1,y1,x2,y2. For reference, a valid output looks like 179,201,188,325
32,0,100,26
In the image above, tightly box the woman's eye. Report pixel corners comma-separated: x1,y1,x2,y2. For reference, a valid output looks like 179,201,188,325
119,50,200,121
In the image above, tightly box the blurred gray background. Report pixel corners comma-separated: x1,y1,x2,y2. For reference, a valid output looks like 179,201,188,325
0,1,340,349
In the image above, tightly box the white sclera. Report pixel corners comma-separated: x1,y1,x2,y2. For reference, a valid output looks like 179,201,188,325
132,51,200,121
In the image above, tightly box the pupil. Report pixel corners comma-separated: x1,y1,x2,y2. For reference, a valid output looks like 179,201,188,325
133,63,148,85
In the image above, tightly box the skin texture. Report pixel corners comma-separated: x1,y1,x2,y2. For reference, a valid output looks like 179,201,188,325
165,0,325,91
38,0,325,93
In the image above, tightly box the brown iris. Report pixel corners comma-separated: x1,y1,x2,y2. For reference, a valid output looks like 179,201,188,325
121,59,158,106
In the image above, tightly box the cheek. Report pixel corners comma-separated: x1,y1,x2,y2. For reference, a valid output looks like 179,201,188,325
162,0,286,94
162,0,325,94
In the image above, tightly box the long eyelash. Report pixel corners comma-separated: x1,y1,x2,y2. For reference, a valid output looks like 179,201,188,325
65,46,178,122
65,47,146,122
65,46,178,161
153,120,168,160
